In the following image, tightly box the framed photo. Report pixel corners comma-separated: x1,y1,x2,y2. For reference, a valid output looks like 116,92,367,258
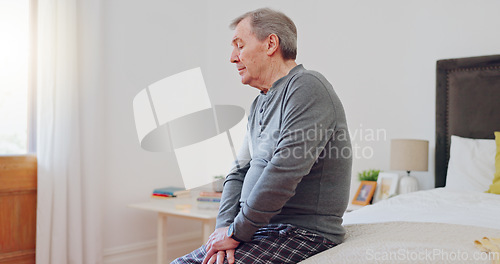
373,172,399,203
352,181,377,206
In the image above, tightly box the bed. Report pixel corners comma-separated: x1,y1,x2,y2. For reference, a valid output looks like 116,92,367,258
299,54,500,264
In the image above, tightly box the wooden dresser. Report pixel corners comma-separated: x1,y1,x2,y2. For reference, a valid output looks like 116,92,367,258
0,155,37,264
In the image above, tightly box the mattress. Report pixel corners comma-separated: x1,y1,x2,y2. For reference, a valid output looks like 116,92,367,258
298,188,500,264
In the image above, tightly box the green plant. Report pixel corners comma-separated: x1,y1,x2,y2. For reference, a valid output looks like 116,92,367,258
358,169,380,181
214,175,225,180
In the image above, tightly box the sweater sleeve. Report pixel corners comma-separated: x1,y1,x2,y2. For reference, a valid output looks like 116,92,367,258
232,74,337,241
215,128,252,228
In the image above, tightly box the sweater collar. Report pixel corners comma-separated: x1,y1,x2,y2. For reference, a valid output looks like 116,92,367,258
261,64,304,95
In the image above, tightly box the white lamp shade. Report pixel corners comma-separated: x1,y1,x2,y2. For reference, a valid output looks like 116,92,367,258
390,139,429,172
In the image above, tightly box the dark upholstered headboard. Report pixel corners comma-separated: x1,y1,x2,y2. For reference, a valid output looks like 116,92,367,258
435,55,500,188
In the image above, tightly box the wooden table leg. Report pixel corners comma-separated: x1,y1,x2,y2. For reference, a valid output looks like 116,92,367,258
201,219,216,245
158,213,168,264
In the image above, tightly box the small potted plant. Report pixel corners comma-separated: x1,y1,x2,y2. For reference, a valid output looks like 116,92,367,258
212,175,225,193
358,169,380,182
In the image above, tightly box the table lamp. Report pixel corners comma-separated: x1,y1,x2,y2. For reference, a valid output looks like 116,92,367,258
390,139,429,194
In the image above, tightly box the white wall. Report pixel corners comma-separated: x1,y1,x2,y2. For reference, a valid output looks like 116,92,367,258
97,0,500,261
101,0,211,258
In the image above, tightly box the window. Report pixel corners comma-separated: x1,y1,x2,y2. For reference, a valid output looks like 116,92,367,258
0,0,35,155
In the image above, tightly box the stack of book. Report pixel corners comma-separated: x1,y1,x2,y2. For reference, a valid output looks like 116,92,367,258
196,191,222,209
151,186,190,199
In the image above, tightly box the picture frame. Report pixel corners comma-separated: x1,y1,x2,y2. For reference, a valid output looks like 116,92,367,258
373,172,399,203
352,181,377,206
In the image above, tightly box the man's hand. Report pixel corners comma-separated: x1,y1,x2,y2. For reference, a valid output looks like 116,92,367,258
202,227,240,264
205,249,236,264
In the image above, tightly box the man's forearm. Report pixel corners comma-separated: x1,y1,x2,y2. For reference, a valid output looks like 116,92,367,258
215,162,250,228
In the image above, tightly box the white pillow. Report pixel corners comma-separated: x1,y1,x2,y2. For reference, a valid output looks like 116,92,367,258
445,135,496,192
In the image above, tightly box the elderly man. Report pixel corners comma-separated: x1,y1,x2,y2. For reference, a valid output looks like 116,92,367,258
172,8,351,264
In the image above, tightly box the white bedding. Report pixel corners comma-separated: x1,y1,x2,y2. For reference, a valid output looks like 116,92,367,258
298,188,500,264
343,188,500,230
300,222,500,264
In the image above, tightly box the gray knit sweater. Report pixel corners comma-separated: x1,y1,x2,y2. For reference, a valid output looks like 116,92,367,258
216,64,352,245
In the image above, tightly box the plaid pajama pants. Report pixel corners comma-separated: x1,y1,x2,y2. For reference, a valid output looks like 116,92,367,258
171,223,337,264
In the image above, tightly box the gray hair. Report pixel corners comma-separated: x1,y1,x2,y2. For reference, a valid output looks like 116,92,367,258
230,8,297,60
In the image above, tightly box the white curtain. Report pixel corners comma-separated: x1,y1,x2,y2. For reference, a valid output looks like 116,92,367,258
36,0,103,263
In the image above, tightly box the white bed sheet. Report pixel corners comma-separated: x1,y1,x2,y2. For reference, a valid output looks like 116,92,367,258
343,188,500,230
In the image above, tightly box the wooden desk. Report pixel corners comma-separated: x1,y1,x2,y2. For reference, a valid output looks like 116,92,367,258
129,195,219,264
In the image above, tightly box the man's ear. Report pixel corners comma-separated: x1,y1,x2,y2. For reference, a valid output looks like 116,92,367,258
266,34,280,56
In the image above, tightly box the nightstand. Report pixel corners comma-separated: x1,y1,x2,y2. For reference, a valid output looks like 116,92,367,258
128,193,218,264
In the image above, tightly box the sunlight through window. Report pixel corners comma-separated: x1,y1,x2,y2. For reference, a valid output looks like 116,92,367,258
0,0,30,154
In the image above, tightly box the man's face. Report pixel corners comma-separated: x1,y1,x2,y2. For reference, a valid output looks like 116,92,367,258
230,18,268,88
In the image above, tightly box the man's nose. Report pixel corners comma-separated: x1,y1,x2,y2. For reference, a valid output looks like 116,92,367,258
230,50,239,63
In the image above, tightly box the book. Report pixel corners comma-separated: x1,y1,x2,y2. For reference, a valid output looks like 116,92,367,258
171,189,191,197
153,186,184,195
196,196,221,210
196,197,221,203
152,186,190,197
151,194,175,199
199,191,222,198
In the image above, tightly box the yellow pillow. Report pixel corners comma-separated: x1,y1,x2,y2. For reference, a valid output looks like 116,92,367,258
486,132,500,194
